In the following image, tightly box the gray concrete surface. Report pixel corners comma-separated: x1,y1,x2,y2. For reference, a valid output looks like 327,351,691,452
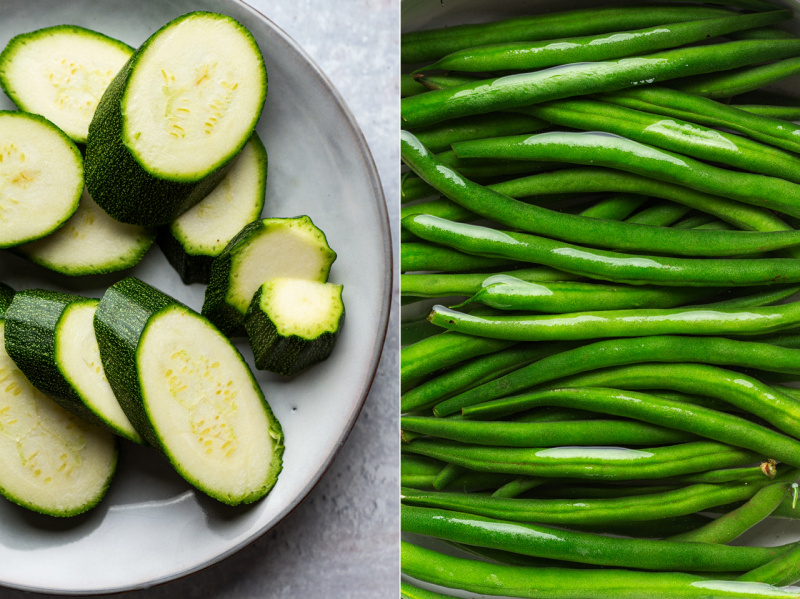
0,0,399,597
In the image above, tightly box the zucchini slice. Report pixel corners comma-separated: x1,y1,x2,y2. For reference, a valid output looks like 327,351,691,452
157,133,267,284
245,278,344,376
202,216,337,337
0,111,83,248
0,25,133,144
14,188,155,276
95,277,284,505
85,11,267,226
4,290,143,444
0,319,116,517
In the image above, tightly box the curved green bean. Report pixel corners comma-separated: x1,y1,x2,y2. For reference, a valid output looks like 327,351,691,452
739,542,800,587
734,104,800,120
402,40,800,127
402,214,800,287
676,56,800,99
401,241,514,273
400,267,580,299
402,505,787,572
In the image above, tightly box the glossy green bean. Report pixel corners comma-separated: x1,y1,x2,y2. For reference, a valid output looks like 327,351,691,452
734,104,800,120
456,276,719,312
452,131,800,219
400,5,733,63
401,541,800,599
400,267,580,299
400,330,515,392
412,112,548,154
401,413,696,447
400,474,789,525
669,483,788,544
433,335,800,417
401,241,514,273
403,214,800,287
401,341,574,413
402,438,760,480
600,86,800,155
404,131,800,255
460,387,800,467
402,505,787,572
401,40,800,128
676,56,800,99
425,11,790,73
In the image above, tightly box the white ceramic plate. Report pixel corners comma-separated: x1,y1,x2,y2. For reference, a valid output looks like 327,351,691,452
401,1,800,597
0,0,391,594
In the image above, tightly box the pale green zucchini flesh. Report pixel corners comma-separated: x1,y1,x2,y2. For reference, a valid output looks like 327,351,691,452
158,133,267,284
85,11,267,226
202,216,337,336
0,320,117,517
245,278,344,376
0,111,83,248
4,290,142,443
95,277,284,505
15,188,155,276
0,25,133,143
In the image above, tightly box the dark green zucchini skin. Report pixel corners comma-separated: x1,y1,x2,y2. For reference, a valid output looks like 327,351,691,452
155,226,215,285
0,282,14,319
3,290,110,429
202,220,263,337
93,277,174,447
84,52,233,226
245,285,344,376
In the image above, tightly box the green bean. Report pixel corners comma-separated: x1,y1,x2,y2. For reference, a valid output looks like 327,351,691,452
444,541,577,568
578,193,646,220
424,11,791,73
401,580,454,599
685,286,800,310
401,40,800,128
625,200,692,226
402,505,787,572
412,112,548,154
491,476,546,499
460,387,800,467
490,167,790,232
401,198,477,227
600,86,800,155
402,438,760,481
728,27,799,41
676,464,778,484
400,474,790,525
400,5,734,63
674,213,719,230
513,406,608,423
400,267,580,299
401,241,514,273
734,104,800,120
402,454,445,488
401,73,427,97
401,341,574,413
401,541,800,599
452,131,800,220
433,335,800,417
739,540,800,587
432,463,464,490
401,330,515,392
520,99,800,185
670,483,788,544
402,215,800,287
401,315,441,346
402,413,696,447
456,276,719,313
676,56,800,99
405,131,800,254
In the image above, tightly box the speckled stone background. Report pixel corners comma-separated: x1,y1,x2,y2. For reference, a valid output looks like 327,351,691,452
0,0,400,598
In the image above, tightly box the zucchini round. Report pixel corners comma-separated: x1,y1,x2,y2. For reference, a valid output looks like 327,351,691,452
0,25,133,144
0,319,117,517
94,277,284,505
0,111,83,248
84,11,267,226
245,278,344,375
4,290,142,443
157,133,267,284
203,216,337,337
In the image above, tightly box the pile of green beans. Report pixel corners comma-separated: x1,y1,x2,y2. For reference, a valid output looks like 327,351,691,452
401,1,800,597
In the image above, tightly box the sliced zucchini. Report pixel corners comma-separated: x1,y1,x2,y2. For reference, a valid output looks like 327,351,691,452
0,111,83,248
95,277,284,505
4,290,142,444
14,188,155,276
0,25,133,144
0,283,13,318
85,11,267,226
157,133,267,284
0,319,116,517
202,216,337,336
245,278,344,376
